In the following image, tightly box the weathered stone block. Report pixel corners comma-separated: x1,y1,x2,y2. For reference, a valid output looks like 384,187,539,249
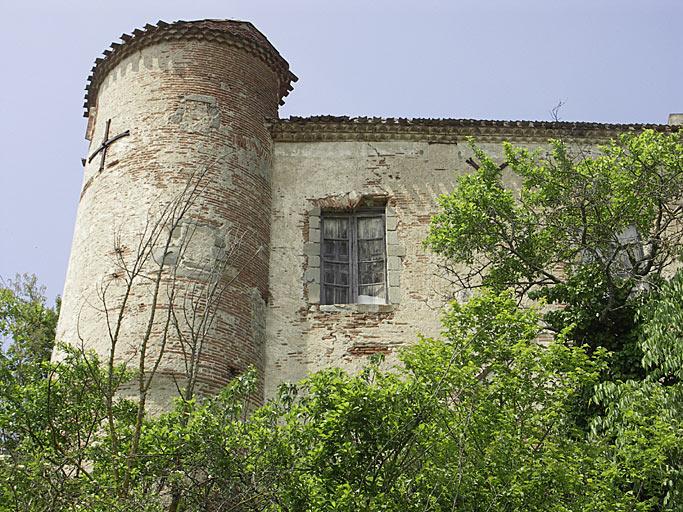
388,286,401,304
304,268,319,282
303,242,320,256
308,255,320,268
387,256,402,271
308,283,320,303
387,244,406,257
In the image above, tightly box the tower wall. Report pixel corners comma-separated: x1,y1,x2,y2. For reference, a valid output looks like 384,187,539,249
57,21,295,408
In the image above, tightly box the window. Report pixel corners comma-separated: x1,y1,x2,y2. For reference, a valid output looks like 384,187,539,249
321,209,387,304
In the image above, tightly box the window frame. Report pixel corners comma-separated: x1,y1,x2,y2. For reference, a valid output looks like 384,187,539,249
320,208,388,305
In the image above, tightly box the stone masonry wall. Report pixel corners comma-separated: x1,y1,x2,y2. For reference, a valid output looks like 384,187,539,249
265,139,521,398
264,120,677,398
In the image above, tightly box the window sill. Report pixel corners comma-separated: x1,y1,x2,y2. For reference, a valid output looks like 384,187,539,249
315,303,396,314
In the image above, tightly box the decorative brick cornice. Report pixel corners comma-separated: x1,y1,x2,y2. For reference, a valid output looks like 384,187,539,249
268,116,677,143
84,19,297,118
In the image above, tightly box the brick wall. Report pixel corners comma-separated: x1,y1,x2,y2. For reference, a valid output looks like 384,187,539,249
57,28,284,409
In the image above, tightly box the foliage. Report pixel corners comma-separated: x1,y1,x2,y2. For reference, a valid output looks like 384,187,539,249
424,130,683,509
255,291,617,511
3,289,676,511
0,273,59,382
0,346,137,511
425,129,683,380
591,270,683,509
639,269,683,384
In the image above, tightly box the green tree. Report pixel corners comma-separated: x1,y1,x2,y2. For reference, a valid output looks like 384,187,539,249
0,273,59,382
1,288,679,510
246,291,617,511
425,129,683,509
0,347,139,511
592,270,683,509
425,129,683,380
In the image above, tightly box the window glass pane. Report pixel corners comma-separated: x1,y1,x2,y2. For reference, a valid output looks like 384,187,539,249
323,239,334,258
323,217,349,239
357,217,383,239
335,287,350,304
324,286,350,304
358,284,386,303
358,261,385,285
323,240,349,261
358,239,384,262
323,263,350,286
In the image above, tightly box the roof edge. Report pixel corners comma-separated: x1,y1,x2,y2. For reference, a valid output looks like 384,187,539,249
268,116,678,143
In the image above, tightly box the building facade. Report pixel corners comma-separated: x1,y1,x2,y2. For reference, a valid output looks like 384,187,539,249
55,19,678,407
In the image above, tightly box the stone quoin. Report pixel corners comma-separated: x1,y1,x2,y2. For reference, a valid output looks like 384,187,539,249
55,19,681,408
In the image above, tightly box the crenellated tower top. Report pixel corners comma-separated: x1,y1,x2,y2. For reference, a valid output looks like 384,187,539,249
83,19,297,123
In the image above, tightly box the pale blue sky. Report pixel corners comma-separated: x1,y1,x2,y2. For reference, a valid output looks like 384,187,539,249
0,0,681,302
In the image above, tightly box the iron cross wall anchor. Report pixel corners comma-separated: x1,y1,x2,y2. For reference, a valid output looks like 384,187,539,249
465,157,508,171
87,119,130,172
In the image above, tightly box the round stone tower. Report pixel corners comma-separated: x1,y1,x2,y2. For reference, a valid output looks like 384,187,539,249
56,20,296,408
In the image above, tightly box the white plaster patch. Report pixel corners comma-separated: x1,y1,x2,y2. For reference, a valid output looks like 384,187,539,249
169,94,221,132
